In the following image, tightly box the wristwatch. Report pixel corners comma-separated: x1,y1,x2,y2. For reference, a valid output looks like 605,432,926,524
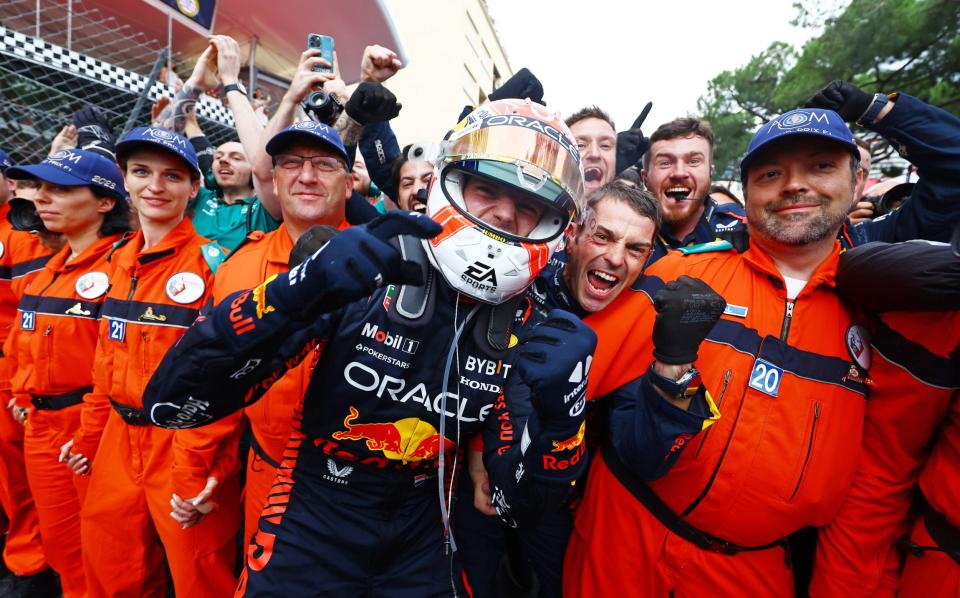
649,364,701,401
223,82,247,97
856,93,889,127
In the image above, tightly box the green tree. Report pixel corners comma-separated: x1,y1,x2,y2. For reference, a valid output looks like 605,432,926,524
698,0,960,179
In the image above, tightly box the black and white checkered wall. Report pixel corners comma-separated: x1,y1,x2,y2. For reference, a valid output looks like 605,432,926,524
0,25,235,128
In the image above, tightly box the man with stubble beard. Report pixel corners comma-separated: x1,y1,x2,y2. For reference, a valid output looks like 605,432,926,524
642,118,746,262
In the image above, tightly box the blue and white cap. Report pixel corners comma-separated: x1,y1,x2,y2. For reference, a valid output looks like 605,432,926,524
265,120,350,166
740,108,858,181
115,126,201,178
0,149,12,173
6,148,126,199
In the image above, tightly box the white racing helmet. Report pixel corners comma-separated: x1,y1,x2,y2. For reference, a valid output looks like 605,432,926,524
424,99,584,304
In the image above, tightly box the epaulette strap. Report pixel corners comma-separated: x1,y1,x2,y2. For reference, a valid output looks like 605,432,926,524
677,240,734,255
224,231,266,262
105,231,135,262
201,242,226,274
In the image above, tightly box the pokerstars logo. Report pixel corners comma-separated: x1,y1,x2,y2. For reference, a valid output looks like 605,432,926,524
360,323,419,354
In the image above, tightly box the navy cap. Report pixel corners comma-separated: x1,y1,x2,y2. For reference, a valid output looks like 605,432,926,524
740,108,858,181
0,149,11,173
265,121,350,166
6,148,126,199
115,126,201,178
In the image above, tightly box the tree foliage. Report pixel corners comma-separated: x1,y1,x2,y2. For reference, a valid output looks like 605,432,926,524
697,0,960,179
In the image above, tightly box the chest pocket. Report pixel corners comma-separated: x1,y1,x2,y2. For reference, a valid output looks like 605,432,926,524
741,337,866,505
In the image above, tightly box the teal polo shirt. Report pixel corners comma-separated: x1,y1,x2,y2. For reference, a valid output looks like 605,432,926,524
189,187,280,251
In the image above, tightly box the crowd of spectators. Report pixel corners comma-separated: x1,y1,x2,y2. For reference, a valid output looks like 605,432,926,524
0,31,957,598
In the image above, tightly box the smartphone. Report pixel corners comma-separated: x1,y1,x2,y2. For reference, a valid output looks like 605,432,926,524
306,34,335,75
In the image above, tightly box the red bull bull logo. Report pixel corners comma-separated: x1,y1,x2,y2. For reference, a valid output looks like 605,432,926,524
331,406,454,464
551,421,586,453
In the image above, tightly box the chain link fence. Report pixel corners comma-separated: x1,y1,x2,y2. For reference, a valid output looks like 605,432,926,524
0,0,240,164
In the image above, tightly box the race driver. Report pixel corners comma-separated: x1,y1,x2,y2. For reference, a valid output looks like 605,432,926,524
143,99,597,595
565,106,872,596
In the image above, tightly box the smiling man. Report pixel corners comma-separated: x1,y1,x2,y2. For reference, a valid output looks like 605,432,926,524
566,107,871,597
458,182,659,597
211,119,353,544
531,182,660,317
642,118,746,261
391,145,435,213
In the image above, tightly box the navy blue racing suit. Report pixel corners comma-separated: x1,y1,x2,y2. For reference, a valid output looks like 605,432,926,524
142,246,590,596
455,250,590,598
842,93,960,248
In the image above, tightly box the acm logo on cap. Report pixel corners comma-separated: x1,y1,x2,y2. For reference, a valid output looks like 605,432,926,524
292,121,331,134
43,150,84,174
766,109,832,133
147,128,187,147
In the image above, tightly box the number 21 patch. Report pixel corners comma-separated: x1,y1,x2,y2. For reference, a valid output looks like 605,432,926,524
749,358,783,397
20,311,35,331
108,318,126,342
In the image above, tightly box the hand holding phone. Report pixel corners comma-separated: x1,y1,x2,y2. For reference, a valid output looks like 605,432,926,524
307,34,335,75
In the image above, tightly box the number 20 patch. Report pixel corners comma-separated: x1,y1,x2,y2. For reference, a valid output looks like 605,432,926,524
749,358,783,397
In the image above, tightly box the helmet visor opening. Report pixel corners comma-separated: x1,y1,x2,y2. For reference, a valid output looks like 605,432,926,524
442,161,571,243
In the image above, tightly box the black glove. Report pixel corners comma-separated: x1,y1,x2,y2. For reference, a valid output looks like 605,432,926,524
513,310,597,426
615,102,652,175
715,225,750,253
72,105,116,160
489,67,544,105
266,211,440,316
190,135,214,177
345,82,402,126
652,276,726,365
804,80,873,122
288,225,338,268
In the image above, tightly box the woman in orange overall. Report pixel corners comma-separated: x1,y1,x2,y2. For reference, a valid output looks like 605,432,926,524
60,128,242,597
4,148,129,597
